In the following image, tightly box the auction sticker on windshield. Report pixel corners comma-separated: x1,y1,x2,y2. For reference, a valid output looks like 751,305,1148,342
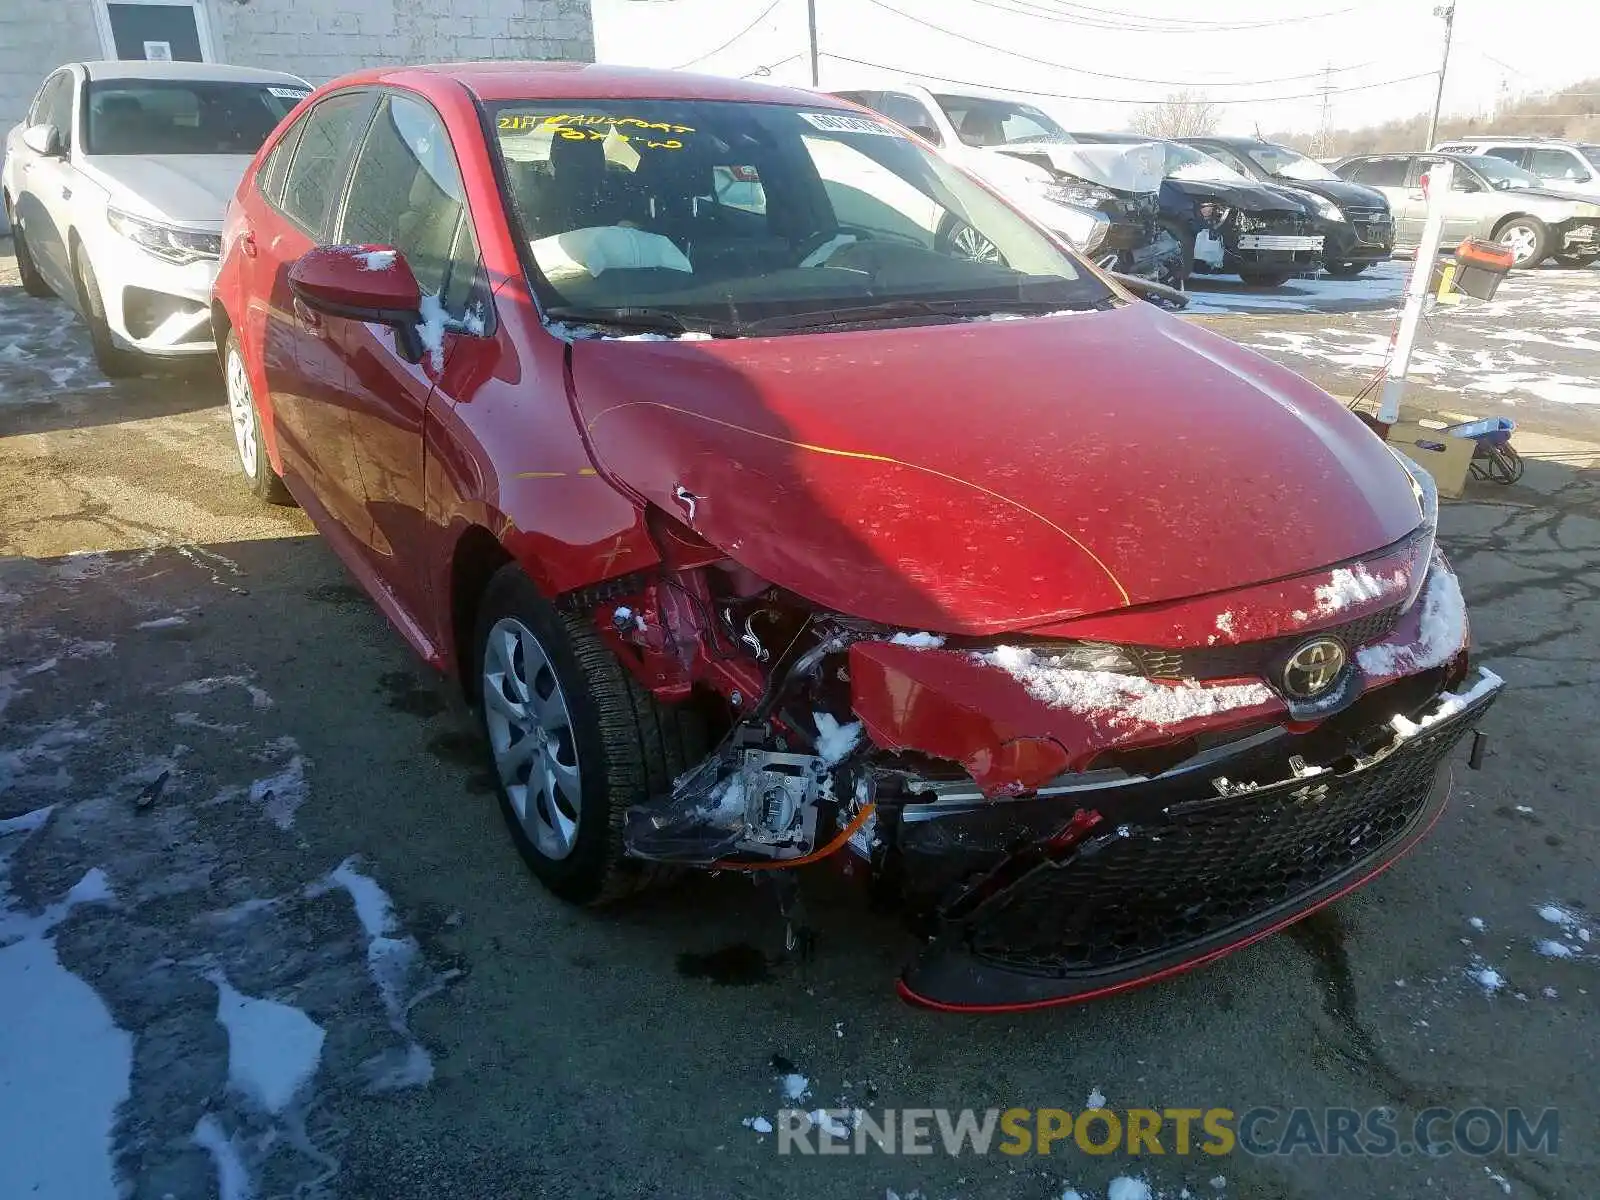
267,86,310,100
798,112,898,136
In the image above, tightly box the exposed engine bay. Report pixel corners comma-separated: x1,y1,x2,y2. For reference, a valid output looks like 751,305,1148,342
581,533,1501,1006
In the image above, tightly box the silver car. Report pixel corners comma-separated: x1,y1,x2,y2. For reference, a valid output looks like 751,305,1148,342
1332,151,1600,268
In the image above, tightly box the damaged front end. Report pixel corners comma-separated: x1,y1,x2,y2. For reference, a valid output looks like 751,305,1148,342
604,511,1501,1009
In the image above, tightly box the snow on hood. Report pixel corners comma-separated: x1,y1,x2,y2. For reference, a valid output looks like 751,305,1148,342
78,153,253,226
992,140,1165,195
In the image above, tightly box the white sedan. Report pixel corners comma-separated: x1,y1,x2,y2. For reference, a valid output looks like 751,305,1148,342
2,60,310,375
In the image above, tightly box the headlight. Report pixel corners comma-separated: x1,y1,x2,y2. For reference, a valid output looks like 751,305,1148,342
1041,179,1115,208
1386,446,1439,610
106,208,222,264
1024,640,1142,675
1194,200,1231,227
1308,194,1346,222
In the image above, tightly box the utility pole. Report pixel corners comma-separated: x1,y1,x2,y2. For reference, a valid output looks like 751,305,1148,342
1425,2,1456,149
1316,63,1334,157
806,0,819,86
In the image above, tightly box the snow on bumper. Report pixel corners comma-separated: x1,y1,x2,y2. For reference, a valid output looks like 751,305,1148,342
849,552,1471,796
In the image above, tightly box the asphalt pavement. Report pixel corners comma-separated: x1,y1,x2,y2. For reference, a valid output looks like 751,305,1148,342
2,240,1597,1200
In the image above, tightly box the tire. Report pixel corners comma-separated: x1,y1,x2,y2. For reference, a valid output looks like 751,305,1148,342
9,205,56,298
474,565,706,906
1493,216,1550,269
1325,261,1368,278
1239,270,1292,287
935,214,1007,267
72,244,142,377
223,331,294,505
1552,252,1599,269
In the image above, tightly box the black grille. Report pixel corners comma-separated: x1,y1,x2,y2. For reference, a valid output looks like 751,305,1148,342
1129,604,1402,681
961,689,1487,978
1344,206,1389,222
1238,210,1311,236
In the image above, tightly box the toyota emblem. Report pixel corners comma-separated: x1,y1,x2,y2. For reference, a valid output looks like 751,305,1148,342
1283,638,1347,699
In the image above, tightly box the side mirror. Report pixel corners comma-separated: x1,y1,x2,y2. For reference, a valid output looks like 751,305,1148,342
1574,172,1592,184
289,244,425,360
21,123,63,158
908,124,941,145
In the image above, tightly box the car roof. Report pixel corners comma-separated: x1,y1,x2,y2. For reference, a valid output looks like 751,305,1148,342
78,60,309,86
322,61,842,108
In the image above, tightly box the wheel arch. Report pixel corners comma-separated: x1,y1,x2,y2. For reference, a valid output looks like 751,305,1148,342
211,300,233,367
448,523,517,701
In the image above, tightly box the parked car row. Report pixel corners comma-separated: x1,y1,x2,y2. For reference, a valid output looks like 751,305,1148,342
834,87,1398,289
1,58,1501,1010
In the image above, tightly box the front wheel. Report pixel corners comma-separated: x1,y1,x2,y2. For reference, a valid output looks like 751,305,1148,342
474,565,705,905
1239,269,1292,287
224,332,293,505
1495,217,1550,268
10,209,55,298
935,215,1007,267
1325,261,1368,278
73,246,142,377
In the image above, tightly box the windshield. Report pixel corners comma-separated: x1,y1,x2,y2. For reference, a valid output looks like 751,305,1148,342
85,79,307,155
931,95,1072,148
488,99,1110,332
1463,155,1543,190
1164,141,1252,184
1245,144,1340,182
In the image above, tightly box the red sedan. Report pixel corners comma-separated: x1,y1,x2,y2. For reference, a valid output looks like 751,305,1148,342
212,63,1502,1011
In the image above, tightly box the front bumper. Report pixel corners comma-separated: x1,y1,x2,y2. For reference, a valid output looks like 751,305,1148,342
1323,215,1395,264
897,667,1502,1010
1558,219,1600,255
91,229,220,357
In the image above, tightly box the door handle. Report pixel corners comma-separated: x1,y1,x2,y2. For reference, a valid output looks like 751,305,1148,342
1407,190,1425,200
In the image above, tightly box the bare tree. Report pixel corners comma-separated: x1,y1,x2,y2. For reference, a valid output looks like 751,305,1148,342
1129,91,1222,139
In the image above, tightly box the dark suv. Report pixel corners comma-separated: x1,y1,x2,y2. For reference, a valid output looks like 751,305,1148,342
1180,136,1395,277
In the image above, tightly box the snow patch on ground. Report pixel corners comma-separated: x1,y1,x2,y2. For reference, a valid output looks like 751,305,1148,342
314,858,436,1092
134,615,187,630
1536,940,1576,959
1357,562,1466,677
247,739,310,830
1086,1085,1107,1110
171,675,273,710
1107,1179,1154,1200
1469,917,1486,931
209,970,325,1114
0,809,131,1200
1470,964,1506,994
780,1073,812,1102
980,646,1273,728
191,1115,253,1200
813,712,863,766
742,1115,773,1133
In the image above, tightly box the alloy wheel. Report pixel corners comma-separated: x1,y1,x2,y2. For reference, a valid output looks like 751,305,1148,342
225,345,258,479
1499,223,1538,265
482,616,583,860
949,222,1004,265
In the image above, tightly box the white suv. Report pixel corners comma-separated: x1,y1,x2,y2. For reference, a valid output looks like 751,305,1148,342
1431,138,1600,197
3,60,310,376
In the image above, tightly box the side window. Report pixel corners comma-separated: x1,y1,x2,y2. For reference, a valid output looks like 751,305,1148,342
1204,144,1254,176
279,92,375,233
833,91,883,113
31,73,74,150
1529,147,1588,181
1349,157,1407,186
1484,146,1526,167
258,117,306,208
336,93,483,317
1404,157,1436,188
878,93,942,144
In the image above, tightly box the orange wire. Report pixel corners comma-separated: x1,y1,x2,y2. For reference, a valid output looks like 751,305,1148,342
710,804,877,871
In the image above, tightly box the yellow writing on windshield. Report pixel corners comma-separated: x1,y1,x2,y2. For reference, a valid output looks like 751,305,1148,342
497,113,695,135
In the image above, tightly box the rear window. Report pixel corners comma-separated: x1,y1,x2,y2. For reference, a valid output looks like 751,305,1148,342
85,78,308,155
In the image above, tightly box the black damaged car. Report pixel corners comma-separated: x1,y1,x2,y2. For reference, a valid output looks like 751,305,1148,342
1179,136,1395,277
1070,133,1325,287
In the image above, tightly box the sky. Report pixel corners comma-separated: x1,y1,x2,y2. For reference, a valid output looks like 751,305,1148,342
593,0,1600,137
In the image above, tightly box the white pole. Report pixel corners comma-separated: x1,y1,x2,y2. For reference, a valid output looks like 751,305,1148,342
1379,159,1454,425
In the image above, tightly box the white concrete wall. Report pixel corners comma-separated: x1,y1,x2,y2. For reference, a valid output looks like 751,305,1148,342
207,0,595,85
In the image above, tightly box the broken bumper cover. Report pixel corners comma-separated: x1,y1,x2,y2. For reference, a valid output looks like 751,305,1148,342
896,668,1502,1011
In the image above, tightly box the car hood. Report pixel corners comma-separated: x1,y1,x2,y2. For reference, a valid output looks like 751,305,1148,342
1257,175,1389,210
1165,176,1314,211
565,303,1421,634
990,141,1165,196
1499,185,1600,212
78,153,253,226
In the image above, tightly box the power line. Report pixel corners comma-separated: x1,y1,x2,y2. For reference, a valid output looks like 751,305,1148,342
669,0,785,71
864,0,1377,89
819,51,1435,105
957,0,1368,34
